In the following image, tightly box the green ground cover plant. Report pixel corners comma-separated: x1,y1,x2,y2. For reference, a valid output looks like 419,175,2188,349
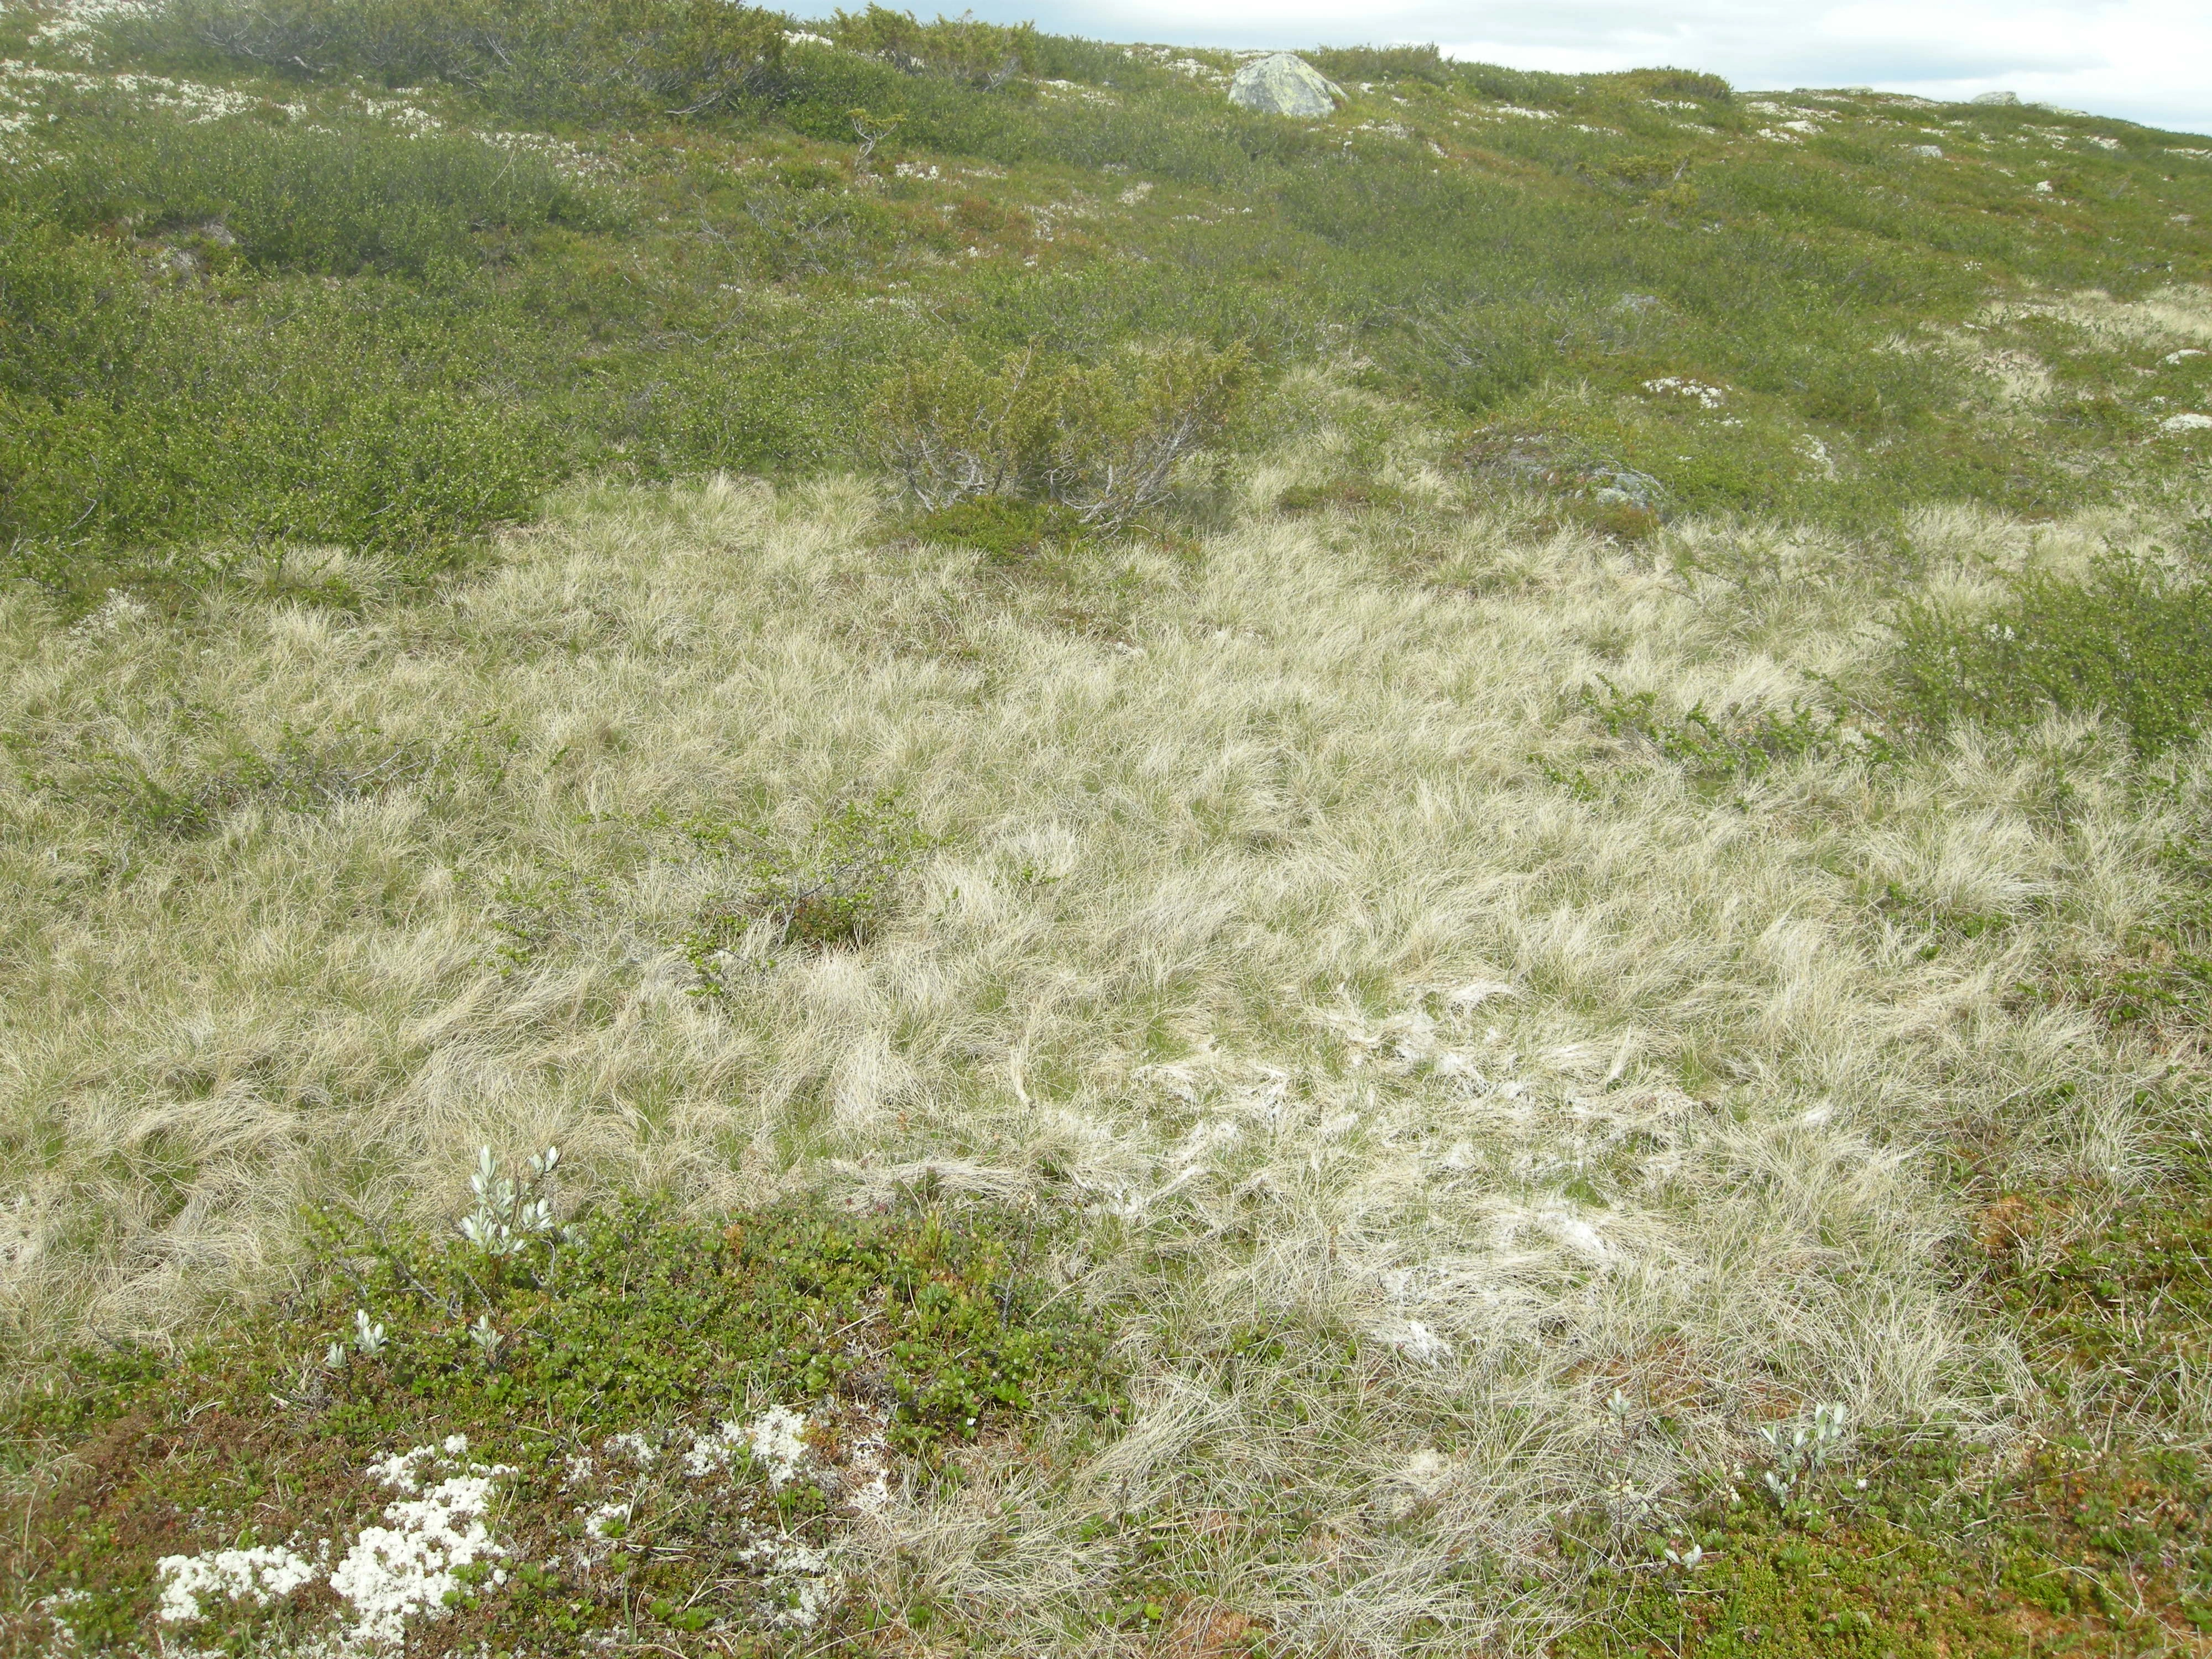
1564,1114,2212,1657
5,1159,1117,1656
1581,677,1897,788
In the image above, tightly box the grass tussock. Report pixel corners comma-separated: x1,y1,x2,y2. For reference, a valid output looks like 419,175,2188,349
5,392,2209,1647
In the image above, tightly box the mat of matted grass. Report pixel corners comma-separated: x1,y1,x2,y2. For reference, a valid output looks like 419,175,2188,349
6,427,2206,1649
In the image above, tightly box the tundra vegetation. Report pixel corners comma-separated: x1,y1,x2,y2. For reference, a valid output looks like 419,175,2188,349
2,0,2211,1653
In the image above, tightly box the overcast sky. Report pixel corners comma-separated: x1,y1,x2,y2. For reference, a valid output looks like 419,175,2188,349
877,2,2212,135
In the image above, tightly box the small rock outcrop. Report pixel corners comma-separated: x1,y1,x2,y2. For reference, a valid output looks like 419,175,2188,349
1972,90,2020,106
1228,54,1343,118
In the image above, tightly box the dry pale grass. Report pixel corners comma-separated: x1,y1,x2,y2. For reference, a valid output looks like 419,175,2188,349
0,415,2200,1650
2001,282,2212,348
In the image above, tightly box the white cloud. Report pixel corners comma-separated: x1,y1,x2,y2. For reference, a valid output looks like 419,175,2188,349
854,1,2211,134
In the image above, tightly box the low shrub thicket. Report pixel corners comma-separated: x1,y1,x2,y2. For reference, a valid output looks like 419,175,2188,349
22,105,608,276
869,341,1249,528
1302,43,1722,111
0,106,598,581
122,0,790,120
6,0,2203,601
823,4,1039,88
0,269,557,585
0,98,893,595
0,215,147,406
1891,554,2212,753
122,0,1045,134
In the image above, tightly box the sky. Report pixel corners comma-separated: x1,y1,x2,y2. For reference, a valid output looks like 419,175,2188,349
863,2,2212,135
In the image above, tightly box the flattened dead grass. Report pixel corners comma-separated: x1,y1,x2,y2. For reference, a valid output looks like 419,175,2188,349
2,425,2204,1649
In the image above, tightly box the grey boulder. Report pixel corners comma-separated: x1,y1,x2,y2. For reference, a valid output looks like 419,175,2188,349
1228,53,1344,118
1971,90,2020,105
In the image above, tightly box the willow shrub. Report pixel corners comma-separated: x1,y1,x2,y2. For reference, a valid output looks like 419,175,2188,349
822,6,1039,88
0,246,554,594
869,340,1250,530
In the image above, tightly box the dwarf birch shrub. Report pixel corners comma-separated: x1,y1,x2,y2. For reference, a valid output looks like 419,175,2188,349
1891,552,2212,754
25,107,609,278
0,217,154,421
126,0,789,121
870,341,1249,529
1,352,554,586
825,6,1039,88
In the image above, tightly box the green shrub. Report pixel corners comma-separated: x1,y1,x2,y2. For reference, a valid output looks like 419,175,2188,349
681,791,932,987
297,1186,1108,1449
825,6,1039,89
1449,59,1578,108
0,216,152,403
20,108,607,277
123,0,787,121
0,112,580,577
1,344,556,573
1890,555,2212,754
1381,298,1556,410
19,0,2198,589
869,340,1249,528
1617,66,1734,104
1307,43,1457,90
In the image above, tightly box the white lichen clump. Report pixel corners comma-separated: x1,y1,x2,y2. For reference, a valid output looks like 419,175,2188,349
675,1405,812,1486
155,1545,319,1624
582,1500,632,1540
158,1438,513,1652
745,1405,811,1486
601,1428,658,1467
330,1452,513,1649
577,1406,841,1627
739,1532,838,1628
1642,375,1728,408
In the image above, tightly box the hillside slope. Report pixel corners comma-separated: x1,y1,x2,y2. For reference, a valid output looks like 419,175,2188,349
3,3,2212,1656
2,0,2210,592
